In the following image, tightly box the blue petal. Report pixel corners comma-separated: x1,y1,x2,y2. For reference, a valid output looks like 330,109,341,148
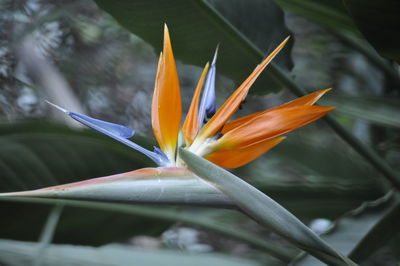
69,112,134,138
46,101,169,167
198,46,218,126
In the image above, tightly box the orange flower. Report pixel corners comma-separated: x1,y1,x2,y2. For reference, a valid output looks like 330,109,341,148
154,25,334,168
49,25,334,168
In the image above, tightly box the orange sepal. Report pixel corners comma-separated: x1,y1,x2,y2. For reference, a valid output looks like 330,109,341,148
198,37,290,140
206,137,285,168
215,105,335,149
222,88,331,134
182,63,210,145
152,25,182,159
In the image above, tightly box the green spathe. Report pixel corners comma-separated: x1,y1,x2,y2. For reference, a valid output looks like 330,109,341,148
180,148,357,266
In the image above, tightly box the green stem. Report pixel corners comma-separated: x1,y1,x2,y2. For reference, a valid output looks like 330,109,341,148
34,204,64,266
269,63,400,191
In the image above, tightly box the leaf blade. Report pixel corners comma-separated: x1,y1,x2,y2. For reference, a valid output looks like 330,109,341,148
0,197,295,262
180,148,356,266
0,239,265,266
294,192,400,265
0,168,233,208
93,0,293,95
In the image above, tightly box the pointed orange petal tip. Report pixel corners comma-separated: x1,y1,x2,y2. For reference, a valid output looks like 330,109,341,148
182,63,210,145
215,105,334,149
163,24,170,46
221,88,333,134
151,25,181,161
206,136,285,168
198,37,290,140
280,88,332,108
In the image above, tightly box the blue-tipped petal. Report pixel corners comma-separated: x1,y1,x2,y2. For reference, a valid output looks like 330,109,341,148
69,112,135,138
46,101,169,167
46,100,134,139
198,46,218,126
70,112,134,138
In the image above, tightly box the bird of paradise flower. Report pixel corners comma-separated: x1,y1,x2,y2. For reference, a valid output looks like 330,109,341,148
48,25,334,169
1,26,352,266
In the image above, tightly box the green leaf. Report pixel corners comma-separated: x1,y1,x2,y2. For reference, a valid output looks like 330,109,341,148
343,0,400,62
0,239,264,266
294,192,400,265
0,167,232,208
349,193,400,262
208,0,293,69
275,0,357,33
274,1,400,83
321,96,400,128
179,149,356,266
0,197,296,262
93,0,293,95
